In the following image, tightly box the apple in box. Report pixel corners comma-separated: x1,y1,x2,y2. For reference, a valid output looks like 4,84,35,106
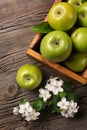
71,27,87,53
40,30,72,62
77,2,87,27
63,53,87,73
48,2,77,31
67,0,82,9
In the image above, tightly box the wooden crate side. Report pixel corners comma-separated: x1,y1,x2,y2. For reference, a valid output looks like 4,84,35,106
27,48,87,85
81,69,87,79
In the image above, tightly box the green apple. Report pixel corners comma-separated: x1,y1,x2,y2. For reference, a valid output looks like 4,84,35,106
63,53,87,73
67,0,82,9
71,27,87,53
16,64,42,90
48,2,77,31
40,30,72,62
77,2,87,27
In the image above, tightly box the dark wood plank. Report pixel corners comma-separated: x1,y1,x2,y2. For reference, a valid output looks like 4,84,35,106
0,0,87,130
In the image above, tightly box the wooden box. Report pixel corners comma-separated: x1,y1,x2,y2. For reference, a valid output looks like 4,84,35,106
27,0,87,85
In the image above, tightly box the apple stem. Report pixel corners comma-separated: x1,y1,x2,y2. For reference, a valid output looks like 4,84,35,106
76,2,80,6
58,11,61,15
54,41,59,46
82,12,85,17
25,77,30,81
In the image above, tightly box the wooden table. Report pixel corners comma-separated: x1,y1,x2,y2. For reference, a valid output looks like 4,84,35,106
0,0,87,129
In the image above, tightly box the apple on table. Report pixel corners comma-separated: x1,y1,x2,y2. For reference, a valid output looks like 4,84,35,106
16,64,42,90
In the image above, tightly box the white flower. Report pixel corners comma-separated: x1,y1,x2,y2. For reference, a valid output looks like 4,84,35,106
19,101,33,115
67,100,79,117
14,101,40,122
45,77,64,95
61,109,70,118
25,109,40,121
60,100,79,118
61,109,75,118
39,88,51,102
57,97,69,110
13,107,19,115
69,100,79,113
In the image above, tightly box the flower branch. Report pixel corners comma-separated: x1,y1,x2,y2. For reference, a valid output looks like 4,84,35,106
13,77,79,122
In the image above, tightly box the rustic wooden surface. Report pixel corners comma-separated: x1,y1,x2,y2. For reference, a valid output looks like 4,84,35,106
0,0,87,130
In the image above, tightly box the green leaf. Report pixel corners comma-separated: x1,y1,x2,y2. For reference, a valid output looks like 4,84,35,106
47,95,61,113
32,21,54,33
32,98,44,112
48,99,61,113
50,106,61,114
19,99,27,105
59,92,67,98
62,83,72,93
81,0,87,3
67,93,79,102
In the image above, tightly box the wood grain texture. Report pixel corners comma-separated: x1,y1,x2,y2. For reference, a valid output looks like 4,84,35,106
0,0,87,130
